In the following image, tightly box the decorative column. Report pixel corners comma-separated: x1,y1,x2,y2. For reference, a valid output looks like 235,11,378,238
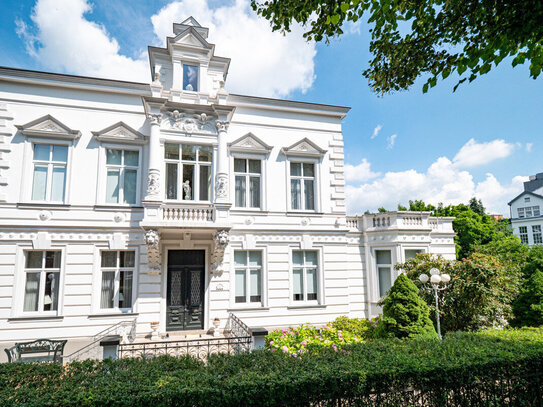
145,113,162,201
215,120,230,203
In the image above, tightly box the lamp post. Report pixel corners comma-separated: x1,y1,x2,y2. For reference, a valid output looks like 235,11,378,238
419,268,450,340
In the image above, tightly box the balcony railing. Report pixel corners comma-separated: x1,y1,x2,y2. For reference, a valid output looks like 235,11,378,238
162,205,214,222
346,212,454,233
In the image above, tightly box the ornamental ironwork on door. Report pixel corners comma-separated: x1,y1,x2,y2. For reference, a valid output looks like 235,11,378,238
166,250,205,331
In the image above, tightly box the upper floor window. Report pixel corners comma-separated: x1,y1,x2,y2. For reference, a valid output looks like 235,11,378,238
525,197,531,203
518,206,540,218
31,144,67,202
183,64,199,92
234,158,261,208
518,208,525,218
23,251,61,313
519,226,529,244
100,251,135,310
534,206,541,217
165,143,212,201
290,162,315,210
292,251,318,302
376,250,392,297
105,149,139,205
533,225,542,245
234,251,262,304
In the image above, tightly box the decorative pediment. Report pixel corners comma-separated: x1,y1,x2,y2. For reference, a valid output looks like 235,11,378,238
16,115,81,140
170,26,212,50
281,138,327,158
228,133,272,154
92,122,147,145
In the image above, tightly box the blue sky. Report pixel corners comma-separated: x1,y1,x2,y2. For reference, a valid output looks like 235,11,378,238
1,0,540,215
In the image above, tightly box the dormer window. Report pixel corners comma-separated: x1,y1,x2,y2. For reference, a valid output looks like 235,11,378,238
183,64,199,92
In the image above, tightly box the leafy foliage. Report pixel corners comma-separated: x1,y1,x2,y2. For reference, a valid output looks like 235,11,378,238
512,270,543,327
375,273,438,339
3,329,543,406
398,253,521,332
251,0,543,94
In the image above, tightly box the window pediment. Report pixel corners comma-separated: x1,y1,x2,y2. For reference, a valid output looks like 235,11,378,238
281,138,326,158
229,133,272,155
16,115,81,140
92,122,147,145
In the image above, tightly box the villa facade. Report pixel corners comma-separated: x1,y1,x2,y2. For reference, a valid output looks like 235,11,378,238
509,173,543,246
0,18,455,360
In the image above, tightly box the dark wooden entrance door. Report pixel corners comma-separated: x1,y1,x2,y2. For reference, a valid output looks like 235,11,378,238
166,250,205,331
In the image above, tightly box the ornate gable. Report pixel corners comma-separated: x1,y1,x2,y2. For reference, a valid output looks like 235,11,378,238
170,26,212,49
16,115,81,140
228,133,272,154
281,138,327,158
92,122,147,145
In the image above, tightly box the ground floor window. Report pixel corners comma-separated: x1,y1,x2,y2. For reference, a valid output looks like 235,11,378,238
234,251,262,304
292,251,318,301
533,225,542,244
23,251,61,313
376,250,392,297
519,226,529,244
100,251,135,310
405,249,423,260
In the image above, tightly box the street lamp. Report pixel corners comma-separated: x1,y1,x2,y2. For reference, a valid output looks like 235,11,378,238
419,268,450,339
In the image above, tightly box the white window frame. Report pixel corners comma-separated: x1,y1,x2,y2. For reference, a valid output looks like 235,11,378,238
287,158,319,212
232,250,264,305
533,225,542,245
289,249,321,305
403,247,426,262
19,249,64,316
525,197,531,203
233,157,263,209
97,250,137,312
164,143,213,202
533,206,541,217
519,226,529,244
22,139,73,204
375,249,393,298
182,62,200,92
103,148,141,205
526,206,534,218
518,207,525,218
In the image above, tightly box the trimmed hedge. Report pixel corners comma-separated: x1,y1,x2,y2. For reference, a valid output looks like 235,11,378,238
1,328,543,406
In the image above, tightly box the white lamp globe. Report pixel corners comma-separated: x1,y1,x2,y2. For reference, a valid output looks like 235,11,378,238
419,273,429,284
429,267,440,276
441,273,451,284
430,274,442,284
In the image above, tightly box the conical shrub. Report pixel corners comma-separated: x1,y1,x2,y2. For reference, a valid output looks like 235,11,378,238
375,273,438,339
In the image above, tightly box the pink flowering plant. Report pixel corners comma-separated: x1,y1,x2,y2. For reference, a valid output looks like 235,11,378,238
265,316,381,356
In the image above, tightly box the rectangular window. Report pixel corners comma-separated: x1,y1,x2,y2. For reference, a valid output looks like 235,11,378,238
526,207,533,218
164,144,212,201
519,226,529,244
183,64,199,91
405,249,423,260
234,251,262,304
31,144,67,202
105,149,139,204
100,251,135,310
292,251,318,302
23,251,61,313
290,162,315,210
518,208,525,218
376,250,392,297
534,206,541,217
234,158,261,208
533,225,542,245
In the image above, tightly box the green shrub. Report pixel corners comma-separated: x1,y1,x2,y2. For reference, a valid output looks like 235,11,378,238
2,328,543,406
512,269,543,327
375,273,438,339
330,315,379,339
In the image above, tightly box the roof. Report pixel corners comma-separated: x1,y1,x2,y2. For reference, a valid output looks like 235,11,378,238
508,190,543,206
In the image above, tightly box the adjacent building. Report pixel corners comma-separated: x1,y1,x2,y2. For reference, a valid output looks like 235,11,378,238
509,173,543,246
0,18,455,360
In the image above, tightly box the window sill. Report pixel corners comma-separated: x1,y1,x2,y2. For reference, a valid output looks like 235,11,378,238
227,307,269,312
8,315,64,322
88,312,138,319
17,202,70,210
287,304,326,310
230,208,268,214
94,205,143,211
286,211,324,217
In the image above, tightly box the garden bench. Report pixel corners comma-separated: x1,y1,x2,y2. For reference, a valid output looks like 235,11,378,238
4,339,67,363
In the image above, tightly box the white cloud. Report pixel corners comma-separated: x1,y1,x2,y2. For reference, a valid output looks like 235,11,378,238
371,124,382,139
17,0,149,82
346,155,527,216
452,138,516,168
526,143,533,152
344,158,381,183
17,0,317,98
387,134,397,149
150,0,316,97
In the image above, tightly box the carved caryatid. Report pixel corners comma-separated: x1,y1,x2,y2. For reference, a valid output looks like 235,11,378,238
145,229,161,274
215,173,228,199
146,169,160,198
211,230,229,274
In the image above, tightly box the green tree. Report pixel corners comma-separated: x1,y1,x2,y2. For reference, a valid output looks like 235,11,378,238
469,197,485,216
408,199,435,212
397,203,407,211
377,207,388,213
476,234,528,274
251,1,543,94
524,245,543,277
375,273,438,339
512,270,543,327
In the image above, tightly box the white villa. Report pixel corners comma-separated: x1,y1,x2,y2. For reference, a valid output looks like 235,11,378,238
0,18,455,360
509,173,543,246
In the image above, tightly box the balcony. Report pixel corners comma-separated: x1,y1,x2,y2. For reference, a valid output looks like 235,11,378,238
141,201,229,229
346,211,454,233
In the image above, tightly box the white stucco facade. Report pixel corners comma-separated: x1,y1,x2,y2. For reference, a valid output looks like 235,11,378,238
0,18,456,360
